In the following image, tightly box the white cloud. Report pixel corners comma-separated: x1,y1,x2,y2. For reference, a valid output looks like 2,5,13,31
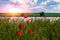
40,0,50,5
10,0,26,4
0,4,31,13
9,0,37,5
1,0,37,13
34,0,38,3
53,4,60,10
54,0,60,2
38,0,50,9
29,0,60,13
10,0,39,9
45,4,60,13
30,6,42,9
38,0,60,13
1,0,60,13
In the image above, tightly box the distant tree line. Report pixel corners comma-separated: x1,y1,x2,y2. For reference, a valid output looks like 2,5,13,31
40,12,44,16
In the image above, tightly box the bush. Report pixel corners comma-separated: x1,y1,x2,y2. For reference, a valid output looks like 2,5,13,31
40,12,44,16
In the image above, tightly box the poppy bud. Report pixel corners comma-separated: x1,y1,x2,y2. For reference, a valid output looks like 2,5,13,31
24,16,28,18
28,29,33,34
26,20,30,24
16,30,21,36
19,23,23,29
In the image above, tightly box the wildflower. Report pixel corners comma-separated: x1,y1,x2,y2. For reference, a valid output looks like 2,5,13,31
19,23,23,29
16,30,21,36
26,20,30,24
28,29,33,34
24,16,28,18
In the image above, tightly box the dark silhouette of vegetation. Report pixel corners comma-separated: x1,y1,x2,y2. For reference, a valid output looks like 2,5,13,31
40,12,44,16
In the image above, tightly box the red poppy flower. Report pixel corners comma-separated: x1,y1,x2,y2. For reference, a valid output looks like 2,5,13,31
19,23,23,29
28,29,33,34
24,16,28,18
16,30,21,36
26,20,30,24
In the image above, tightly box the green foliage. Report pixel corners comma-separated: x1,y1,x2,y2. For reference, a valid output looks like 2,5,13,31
0,13,60,17
0,18,60,40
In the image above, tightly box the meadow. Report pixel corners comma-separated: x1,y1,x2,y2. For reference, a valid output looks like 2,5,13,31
26,13,60,17
0,17,60,40
0,13,60,17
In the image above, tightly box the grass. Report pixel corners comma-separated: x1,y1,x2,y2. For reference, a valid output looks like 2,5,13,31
0,13,60,17
0,18,60,40
26,13,60,17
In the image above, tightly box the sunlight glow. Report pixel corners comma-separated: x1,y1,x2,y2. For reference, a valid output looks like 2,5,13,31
7,7,20,14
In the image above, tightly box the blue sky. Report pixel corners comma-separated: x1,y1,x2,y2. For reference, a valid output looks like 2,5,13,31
0,0,60,13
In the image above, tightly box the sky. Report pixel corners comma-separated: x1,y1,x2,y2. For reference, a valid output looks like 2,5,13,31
0,0,60,13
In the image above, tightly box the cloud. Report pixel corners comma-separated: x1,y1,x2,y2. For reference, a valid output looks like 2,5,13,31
52,4,60,10
30,0,50,9
0,0,60,13
54,0,60,2
0,0,39,13
9,0,37,5
0,4,31,13
34,0,38,3
44,4,60,13
29,0,60,13
10,0,27,4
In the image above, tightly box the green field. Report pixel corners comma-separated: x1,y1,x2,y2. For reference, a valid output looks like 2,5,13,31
26,13,60,17
0,13,60,17
0,18,60,40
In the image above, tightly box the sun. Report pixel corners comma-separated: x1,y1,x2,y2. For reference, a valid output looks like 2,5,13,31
6,7,22,16
7,7,20,14
5,7,26,16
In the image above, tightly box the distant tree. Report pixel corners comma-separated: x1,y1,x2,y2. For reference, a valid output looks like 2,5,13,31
21,13,25,16
40,12,44,16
